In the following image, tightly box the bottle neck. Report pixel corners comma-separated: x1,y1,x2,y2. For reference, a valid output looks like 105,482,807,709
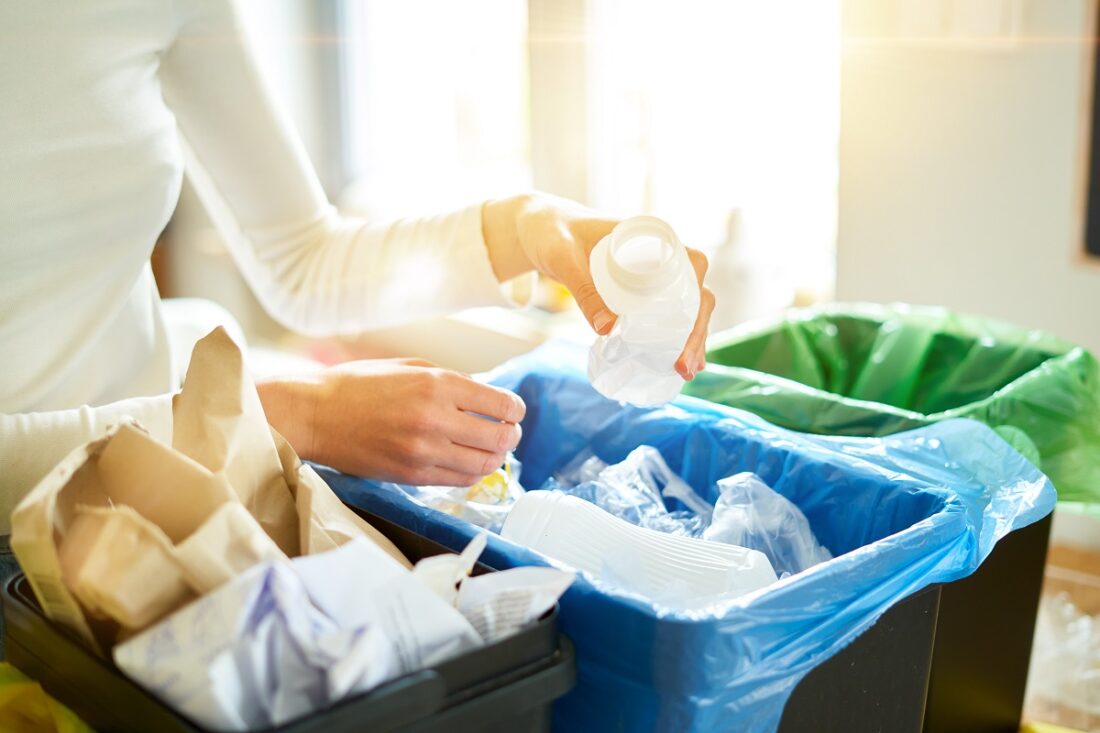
604,217,684,295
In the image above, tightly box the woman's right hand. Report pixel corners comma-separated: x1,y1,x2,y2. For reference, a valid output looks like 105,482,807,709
257,358,525,487
484,193,715,380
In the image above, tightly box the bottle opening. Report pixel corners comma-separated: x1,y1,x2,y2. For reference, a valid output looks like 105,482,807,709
605,218,682,293
612,235,674,275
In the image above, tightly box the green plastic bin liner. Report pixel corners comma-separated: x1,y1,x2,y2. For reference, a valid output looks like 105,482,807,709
685,303,1100,514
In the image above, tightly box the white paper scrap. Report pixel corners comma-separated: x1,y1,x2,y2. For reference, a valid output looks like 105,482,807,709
114,538,480,732
457,566,575,643
411,532,487,605
114,534,574,731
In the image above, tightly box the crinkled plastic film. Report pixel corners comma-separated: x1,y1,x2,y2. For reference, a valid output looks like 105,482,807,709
319,342,1056,733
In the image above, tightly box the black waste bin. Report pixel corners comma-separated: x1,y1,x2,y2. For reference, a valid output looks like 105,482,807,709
686,303,1079,732
2,509,575,733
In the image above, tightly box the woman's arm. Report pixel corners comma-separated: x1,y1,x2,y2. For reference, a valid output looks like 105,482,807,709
158,1,712,375
483,193,715,378
159,0,518,336
156,0,711,482
257,358,525,488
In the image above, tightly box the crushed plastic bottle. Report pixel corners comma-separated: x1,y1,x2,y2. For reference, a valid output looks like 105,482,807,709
704,473,833,577
546,446,707,536
588,216,700,406
547,447,831,577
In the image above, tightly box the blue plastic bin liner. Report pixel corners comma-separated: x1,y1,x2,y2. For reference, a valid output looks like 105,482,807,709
318,342,1056,733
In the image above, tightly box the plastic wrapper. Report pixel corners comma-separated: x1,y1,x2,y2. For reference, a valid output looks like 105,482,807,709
1026,593,1099,728
320,341,1056,733
547,446,706,537
396,454,523,532
1025,539,1100,731
704,473,833,577
685,302,1100,510
549,447,828,577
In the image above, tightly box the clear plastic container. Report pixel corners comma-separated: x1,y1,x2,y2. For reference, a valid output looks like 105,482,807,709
500,491,776,609
1024,538,1100,732
587,216,700,406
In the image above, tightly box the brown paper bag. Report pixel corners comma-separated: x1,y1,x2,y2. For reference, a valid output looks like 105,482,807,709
59,504,194,631
11,327,410,650
171,328,300,555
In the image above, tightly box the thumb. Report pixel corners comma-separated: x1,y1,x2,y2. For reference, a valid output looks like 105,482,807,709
558,261,616,335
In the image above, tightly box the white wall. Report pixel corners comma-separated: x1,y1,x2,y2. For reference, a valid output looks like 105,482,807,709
837,0,1100,355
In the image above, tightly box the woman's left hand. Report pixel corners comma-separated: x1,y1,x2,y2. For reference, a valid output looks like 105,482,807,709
483,193,715,380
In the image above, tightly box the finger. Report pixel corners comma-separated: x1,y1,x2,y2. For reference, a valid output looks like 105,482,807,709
446,373,526,423
417,466,484,488
572,217,619,254
362,357,435,367
373,450,482,488
673,249,710,380
691,289,716,373
569,217,618,332
448,411,522,453
556,254,617,334
675,287,715,379
436,443,507,479
687,247,709,285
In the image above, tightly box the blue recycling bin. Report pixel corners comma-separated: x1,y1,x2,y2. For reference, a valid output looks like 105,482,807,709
318,342,1055,733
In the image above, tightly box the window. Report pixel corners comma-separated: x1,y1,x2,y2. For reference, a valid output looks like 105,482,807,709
338,0,840,305
340,0,532,218
1085,2,1100,259
581,0,840,298
165,1,840,362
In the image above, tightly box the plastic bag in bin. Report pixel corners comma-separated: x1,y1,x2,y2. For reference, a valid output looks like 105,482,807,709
321,341,1057,733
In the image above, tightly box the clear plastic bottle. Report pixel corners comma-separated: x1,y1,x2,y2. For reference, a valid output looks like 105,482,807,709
587,216,700,406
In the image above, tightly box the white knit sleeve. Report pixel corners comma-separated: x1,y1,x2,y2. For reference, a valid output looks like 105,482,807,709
158,0,518,337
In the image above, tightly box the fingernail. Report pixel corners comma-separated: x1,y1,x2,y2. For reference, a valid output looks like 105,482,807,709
593,310,613,333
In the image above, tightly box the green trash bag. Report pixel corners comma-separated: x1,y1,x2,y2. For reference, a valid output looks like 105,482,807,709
685,303,1100,512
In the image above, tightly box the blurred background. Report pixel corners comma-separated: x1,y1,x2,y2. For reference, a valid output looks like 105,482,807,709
150,3,1099,728
158,0,842,371
156,0,1100,373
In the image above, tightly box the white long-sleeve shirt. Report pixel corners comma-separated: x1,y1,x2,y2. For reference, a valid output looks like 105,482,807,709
0,0,519,531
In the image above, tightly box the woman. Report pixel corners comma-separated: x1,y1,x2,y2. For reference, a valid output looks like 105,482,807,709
0,1,713,529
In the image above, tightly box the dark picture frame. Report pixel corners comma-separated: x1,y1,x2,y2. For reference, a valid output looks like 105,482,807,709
1084,7,1100,257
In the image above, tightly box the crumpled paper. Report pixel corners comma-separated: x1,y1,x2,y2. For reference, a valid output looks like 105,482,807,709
114,534,573,731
